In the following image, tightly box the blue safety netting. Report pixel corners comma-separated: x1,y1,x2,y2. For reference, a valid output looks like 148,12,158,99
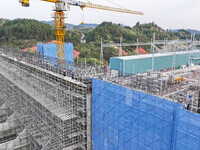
37,43,73,70
92,78,200,150
173,109,200,150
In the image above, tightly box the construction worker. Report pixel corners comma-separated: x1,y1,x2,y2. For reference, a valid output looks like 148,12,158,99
178,93,184,104
72,72,74,79
185,95,192,110
63,69,66,76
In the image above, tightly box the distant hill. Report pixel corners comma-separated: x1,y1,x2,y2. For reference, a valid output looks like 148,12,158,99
41,20,98,29
41,20,76,29
12,18,21,21
40,20,54,25
170,29,200,34
186,29,200,34
74,23,99,29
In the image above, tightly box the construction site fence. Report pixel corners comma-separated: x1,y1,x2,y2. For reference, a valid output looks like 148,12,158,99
92,78,200,150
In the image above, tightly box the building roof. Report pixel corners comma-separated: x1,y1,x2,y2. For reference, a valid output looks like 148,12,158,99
111,50,200,61
73,49,80,59
48,40,57,44
113,45,128,56
134,47,148,55
21,46,37,52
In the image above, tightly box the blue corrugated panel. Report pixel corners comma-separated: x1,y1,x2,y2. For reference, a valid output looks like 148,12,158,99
110,51,200,75
37,44,43,56
37,43,74,70
92,78,200,150
110,58,124,76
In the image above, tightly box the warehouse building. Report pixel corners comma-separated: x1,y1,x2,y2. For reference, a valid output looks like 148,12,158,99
110,50,200,76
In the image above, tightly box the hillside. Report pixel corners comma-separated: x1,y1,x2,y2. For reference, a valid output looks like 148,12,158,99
0,19,54,48
86,22,138,43
171,29,200,34
0,19,83,49
1,19,200,63
85,22,195,44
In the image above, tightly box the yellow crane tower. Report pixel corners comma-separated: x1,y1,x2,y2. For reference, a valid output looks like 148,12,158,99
19,0,143,68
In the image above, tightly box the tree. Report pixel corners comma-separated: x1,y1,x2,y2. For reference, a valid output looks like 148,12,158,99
103,47,119,61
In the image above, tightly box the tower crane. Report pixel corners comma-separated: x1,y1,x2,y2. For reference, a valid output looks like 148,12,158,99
19,0,143,68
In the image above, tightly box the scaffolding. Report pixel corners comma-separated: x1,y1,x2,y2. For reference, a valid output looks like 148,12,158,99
1,35,200,150
0,49,91,149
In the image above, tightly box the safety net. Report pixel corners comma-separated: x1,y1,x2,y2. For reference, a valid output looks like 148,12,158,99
92,78,200,150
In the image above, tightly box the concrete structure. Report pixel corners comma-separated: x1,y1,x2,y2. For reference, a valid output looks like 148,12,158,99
110,50,200,76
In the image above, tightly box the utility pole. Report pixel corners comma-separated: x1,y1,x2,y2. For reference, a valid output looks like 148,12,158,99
164,38,166,52
172,42,177,77
136,38,139,54
100,38,103,67
152,33,155,73
188,34,195,91
120,37,122,56
165,38,168,52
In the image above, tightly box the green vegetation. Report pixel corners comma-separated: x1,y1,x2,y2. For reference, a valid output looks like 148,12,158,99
86,22,139,43
0,19,200,64
173,29,192,39
0,18,9,27
0,19,54,49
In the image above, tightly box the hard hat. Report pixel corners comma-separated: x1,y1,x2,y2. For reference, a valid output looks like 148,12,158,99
180,93,183,96
189,95,192,98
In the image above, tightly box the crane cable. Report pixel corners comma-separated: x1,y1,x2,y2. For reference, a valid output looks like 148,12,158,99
104,0,127,10
87,0,126,9
81,8,84,25
82,0,129,25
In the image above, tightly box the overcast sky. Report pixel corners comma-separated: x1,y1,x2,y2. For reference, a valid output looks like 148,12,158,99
1,0,200,30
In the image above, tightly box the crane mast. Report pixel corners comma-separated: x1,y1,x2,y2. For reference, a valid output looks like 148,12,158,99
19,0,143,68
42,0,69,68
53,2,67,68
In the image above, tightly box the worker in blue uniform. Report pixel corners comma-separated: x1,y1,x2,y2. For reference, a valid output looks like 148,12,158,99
185,95,192,110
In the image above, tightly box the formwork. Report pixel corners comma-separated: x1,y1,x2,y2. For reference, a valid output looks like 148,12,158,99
92,79,200,150
110,50,200,75
0,51,91,149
